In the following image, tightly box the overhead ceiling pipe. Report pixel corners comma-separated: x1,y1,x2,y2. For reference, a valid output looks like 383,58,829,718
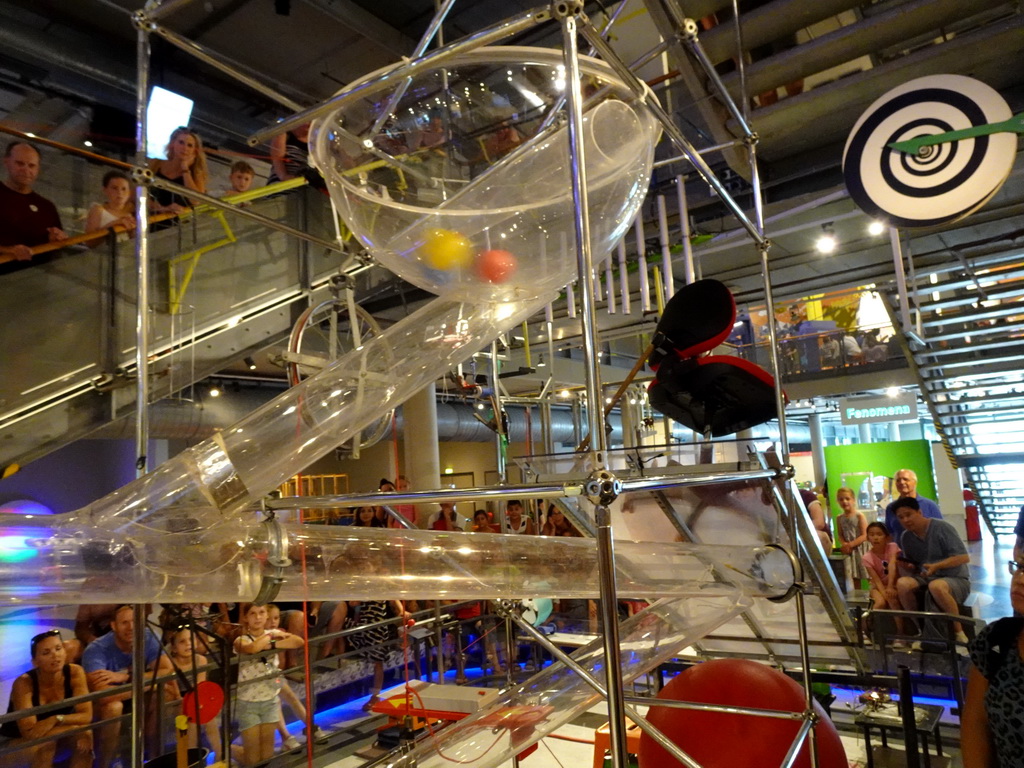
697,0,868,65
718,0,1006,101
90,391,623,445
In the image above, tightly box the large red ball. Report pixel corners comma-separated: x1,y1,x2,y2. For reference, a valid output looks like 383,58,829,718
637,659,847,768
476,249,518,283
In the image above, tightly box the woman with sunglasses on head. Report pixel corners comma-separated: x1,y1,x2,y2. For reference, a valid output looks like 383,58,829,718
962,557,1024,768
0,629,93,768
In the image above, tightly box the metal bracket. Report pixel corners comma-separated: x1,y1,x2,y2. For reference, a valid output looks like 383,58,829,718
131,9,157,32
764,543,803,603
678,17,699,42
551,0,584,20
130,166,154,186
584,469,621,505
252,514,290,605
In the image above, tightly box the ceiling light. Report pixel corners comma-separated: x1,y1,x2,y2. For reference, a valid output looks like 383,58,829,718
886,387,900,398
559,389,571,398
629,397,638,405
209,385,221,397
83,140,93,147
815,224,837,254
605,397,613,404
867,220,886,236
244,356,256,370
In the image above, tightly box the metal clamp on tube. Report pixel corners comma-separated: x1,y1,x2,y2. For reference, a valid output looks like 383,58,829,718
252,515,291,605
764,543,803,604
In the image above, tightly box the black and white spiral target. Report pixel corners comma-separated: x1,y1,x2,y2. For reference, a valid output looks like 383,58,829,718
843,75,1015,228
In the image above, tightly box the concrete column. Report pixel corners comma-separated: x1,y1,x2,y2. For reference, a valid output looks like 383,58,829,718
808,413,826,489
888,422,901,442
403,383,441,499
858,423,872,444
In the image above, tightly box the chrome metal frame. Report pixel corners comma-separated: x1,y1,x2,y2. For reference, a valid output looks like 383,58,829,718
99,1,838,766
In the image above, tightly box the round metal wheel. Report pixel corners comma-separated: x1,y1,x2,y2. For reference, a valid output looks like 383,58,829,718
287,298,393,450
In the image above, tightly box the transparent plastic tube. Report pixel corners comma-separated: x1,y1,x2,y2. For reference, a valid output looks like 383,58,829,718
390,594,752,768
0,520,794,604
71,297,545,540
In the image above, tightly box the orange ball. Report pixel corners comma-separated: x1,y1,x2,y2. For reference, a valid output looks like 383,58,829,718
476,249,518,283
637,659,847,768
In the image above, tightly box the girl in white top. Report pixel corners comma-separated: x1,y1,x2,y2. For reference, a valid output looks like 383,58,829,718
85,171,135,245
234,603,303,766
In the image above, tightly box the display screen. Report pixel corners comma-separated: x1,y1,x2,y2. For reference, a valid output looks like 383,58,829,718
147,86,194,159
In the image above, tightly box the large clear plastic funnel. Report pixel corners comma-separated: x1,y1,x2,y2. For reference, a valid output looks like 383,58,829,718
312,46,661,303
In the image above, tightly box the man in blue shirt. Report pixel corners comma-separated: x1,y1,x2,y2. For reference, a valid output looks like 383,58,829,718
893,497,970,647
82,605,169,768
884,468,942,540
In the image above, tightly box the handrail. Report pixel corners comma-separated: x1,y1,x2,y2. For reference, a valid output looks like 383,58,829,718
0,176,310,265
0,123,133,170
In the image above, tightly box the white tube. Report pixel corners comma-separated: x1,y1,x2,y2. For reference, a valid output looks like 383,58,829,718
676,175,695,285
617,238,630,315
604,255,616,314
657,194,675,298
634,215,650,312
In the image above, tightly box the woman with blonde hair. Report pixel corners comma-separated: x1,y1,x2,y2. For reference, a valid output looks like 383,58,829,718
148,126,208,215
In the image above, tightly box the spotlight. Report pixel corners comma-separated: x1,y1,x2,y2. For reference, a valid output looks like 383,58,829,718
209,384,221,397
83,140,93,148
244,356,257,370
867,220,886,236
559,389,571,398
815,224,837,254
886,387,900,398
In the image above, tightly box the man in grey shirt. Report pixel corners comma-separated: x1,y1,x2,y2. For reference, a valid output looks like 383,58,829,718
894,496,971,646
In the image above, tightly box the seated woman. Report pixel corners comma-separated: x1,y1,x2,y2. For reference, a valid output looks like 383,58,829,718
962,556,1024,767
0,629,92,768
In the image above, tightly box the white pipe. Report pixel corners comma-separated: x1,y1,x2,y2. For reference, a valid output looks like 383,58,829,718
676,175,696,284
605,255,616,314
657,194,675,298
634,214,651,311
617,238,631,315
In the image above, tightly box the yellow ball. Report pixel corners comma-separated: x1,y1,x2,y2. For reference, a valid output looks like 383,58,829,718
421,228,473,270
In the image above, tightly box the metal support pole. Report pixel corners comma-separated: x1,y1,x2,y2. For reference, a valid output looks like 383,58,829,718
890,227,914,335
490,340,507,484
562,17,605,455
578,21,765,245
506,609,701,768
561,10,628,768
145,21,305,111
131,22,151,768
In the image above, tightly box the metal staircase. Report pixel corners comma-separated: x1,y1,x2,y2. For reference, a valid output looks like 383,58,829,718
890,246,1024,537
